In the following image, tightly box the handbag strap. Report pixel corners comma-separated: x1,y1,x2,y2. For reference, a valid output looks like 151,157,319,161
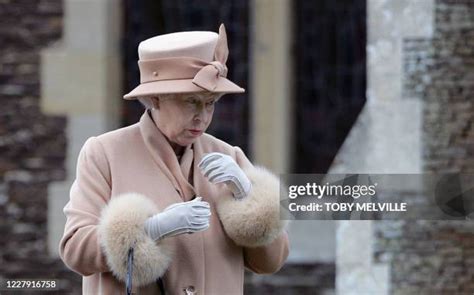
126,245,166,295
126,247,134,295
158,277,165,295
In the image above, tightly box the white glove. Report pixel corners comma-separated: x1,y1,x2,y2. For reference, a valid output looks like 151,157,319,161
198,152,252,200
144,197,211,241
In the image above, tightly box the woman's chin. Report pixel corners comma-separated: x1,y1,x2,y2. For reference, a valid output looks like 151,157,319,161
177,138,198,146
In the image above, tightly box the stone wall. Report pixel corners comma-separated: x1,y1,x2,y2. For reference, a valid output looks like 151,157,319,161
375,221,474,294
373,0,474,294
0,0,81,293
405,0,474,174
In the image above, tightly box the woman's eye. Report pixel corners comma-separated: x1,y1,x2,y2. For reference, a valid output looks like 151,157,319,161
185,97,197,104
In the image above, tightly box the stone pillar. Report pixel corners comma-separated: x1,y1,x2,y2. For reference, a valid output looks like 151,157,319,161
250,0,293,173
329,0,434,294
41,0,122,257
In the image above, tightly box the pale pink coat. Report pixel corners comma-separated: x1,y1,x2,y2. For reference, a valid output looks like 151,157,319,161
59,110,289,294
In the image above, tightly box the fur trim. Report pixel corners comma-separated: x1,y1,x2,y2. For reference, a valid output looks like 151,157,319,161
98,193,173,286
216,166,288,247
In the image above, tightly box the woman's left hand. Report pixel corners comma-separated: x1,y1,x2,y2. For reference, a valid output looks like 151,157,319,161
199,152,251,200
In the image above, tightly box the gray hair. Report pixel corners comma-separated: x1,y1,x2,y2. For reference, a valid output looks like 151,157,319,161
137,97,154,109
138,94,173,109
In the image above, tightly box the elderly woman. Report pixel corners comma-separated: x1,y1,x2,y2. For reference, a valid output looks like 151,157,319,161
59,24,289,295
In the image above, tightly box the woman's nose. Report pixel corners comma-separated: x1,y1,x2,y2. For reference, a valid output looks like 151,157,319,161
194,105,211,122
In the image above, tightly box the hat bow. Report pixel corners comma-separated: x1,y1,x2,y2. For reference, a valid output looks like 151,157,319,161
192,24,229,91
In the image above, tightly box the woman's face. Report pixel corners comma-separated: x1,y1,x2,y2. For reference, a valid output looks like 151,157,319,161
151,92,221,147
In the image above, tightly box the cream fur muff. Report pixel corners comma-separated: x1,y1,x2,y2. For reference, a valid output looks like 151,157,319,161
98,193,173,286
217,166,288,247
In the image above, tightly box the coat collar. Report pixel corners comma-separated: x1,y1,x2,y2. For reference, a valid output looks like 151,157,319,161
139,109,196,201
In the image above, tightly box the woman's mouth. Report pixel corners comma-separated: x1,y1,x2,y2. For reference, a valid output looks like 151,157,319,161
188,129,203,136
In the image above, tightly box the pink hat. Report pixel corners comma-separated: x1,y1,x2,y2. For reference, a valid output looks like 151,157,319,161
123,24,245,100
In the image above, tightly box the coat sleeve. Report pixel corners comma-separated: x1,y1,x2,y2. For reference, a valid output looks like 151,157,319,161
215,146,289,250
59,137,111,275
59,137,173,287
244,231,289,274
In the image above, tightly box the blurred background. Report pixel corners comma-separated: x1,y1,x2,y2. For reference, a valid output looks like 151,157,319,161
1,0,474,294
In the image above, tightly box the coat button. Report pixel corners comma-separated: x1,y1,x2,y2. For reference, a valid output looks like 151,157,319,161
183,285,195,294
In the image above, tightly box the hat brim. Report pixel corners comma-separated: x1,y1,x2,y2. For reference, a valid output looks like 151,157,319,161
123,77,245,100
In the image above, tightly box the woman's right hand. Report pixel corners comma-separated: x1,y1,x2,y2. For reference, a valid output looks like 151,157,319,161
144,197,211,241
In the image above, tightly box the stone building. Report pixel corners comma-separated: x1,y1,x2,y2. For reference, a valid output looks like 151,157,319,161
332,0,474,294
